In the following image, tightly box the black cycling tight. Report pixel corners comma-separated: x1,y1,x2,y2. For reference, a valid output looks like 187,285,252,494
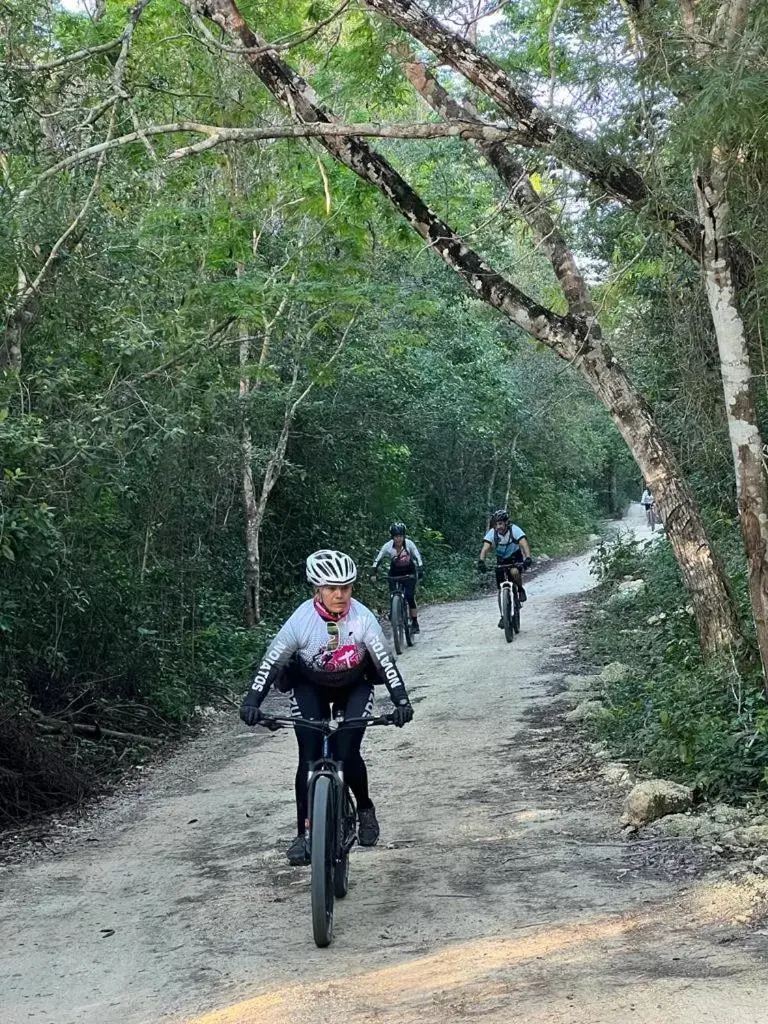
290,678,374,834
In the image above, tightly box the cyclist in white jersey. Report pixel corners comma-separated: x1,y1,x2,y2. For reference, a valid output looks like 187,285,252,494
240,549,414,865
372,523,424,633
477,509,532,627
641,486,656,530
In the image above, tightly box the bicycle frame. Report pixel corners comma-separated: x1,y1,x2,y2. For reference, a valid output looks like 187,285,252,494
258,715,394,823
496,561,522,593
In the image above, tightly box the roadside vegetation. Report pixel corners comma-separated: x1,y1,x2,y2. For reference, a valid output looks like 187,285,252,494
586,534,768,801
3,0,768,824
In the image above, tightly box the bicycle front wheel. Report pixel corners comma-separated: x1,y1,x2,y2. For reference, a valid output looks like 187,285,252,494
334,788,355,899
403,595,414,647
502,586,514,643
391,593,404,655
512,588,521,634
310,775,336,947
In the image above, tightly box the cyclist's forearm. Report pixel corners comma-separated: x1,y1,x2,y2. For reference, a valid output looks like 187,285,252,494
366,635,409,703
246,637,291,705
520,538,531,559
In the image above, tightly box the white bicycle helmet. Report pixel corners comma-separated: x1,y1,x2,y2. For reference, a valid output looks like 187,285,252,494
306,549,357,586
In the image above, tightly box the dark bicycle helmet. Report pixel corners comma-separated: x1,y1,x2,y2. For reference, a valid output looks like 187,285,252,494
491,508,509,524
389,522,406,538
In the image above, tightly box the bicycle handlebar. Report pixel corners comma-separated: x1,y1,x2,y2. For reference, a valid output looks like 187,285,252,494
258,713,395,733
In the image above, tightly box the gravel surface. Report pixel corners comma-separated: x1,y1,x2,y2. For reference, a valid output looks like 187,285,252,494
3,518,768,1024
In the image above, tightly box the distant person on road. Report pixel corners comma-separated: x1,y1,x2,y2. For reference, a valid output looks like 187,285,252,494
371,523,424,634
641,486,656,530
477,509,532,628
239,549,414,866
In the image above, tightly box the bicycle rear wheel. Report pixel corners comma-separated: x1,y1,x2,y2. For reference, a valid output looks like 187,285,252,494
390,593,404,655
310,775,335,947
502,586,514,643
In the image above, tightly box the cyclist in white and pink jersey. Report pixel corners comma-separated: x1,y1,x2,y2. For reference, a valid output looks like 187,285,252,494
372,523,424,633
240,549,413,865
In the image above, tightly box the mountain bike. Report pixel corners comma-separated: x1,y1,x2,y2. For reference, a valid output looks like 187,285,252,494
497,561,524,643
259,713,396,947
372,571,418,654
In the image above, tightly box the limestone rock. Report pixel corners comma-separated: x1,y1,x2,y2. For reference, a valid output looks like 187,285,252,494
709,803,747,826
752,854,768,876
601,762,634,786
735,824,768,846
620,779,694,827
617,578,646,598
565,699,604,723
563,673,601,692
600,661,630,684
647,813,701,839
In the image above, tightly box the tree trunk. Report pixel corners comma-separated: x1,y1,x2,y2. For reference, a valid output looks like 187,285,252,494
187,0,741,656
1,270,27,419
240,389,261,626
680,0,768,683
694,159,768,682
237,254,262,628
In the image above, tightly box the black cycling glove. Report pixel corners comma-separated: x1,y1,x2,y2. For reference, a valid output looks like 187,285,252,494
476,560,487,573
240,701,263,727
391,702,414,728
523,556,532,569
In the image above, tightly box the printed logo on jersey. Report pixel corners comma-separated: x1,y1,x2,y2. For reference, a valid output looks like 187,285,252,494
369,635,404,691
251,639,288,692
315,622,364,672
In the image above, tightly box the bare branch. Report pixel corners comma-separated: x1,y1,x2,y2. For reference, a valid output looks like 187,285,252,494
288,314,356,417
14,118,533,200
186,0,352,56
7,37,124,73
8,0,151,80
113,0,154,98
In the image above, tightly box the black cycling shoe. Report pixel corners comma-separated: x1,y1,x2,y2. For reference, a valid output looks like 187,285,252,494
519,587,527,603
286,833,309,865
410,619,420,634
358,806,380,847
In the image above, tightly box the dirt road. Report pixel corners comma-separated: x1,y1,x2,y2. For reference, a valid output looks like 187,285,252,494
3,514,768,1023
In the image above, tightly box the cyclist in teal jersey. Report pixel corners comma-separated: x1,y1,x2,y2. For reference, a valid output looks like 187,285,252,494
477,509,532,627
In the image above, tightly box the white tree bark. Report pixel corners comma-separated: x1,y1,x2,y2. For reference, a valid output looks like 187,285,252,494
685,0,768,685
